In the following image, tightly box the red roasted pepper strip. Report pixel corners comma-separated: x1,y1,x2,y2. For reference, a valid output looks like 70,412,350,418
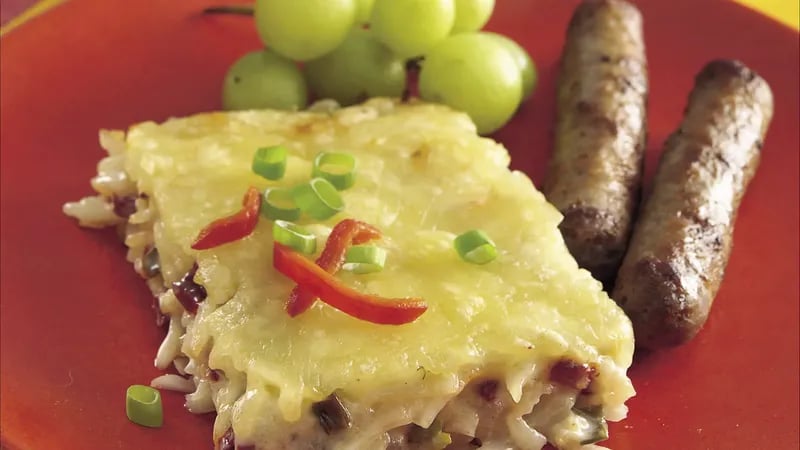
286,219,381,316
191,186,261,250
274,243,427,325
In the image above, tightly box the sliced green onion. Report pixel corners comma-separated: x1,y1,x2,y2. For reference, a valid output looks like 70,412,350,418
343,245,387,274
125,385,163,428
573,406,609,445
312,152,356,190
252,145,288,180
432,432,453,449
273,220,316,254
291,177,345,220
454,229,497,265
262,187,301,221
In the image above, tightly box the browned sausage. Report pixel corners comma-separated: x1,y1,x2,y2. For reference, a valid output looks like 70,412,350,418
612,60,774,349
543,0,648,286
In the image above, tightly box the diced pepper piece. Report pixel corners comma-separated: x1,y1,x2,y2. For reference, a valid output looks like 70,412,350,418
273,243,427,325
191,186,261,250
286,219,380,316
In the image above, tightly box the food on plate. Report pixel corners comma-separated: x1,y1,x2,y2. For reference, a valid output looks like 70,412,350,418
612,60,773,349
254,0,357,61
542,0,648,286
304,28,407,107
371,0,456,58
64,98,635,449
222,50,309,111
354,0,377,25
419,32,523,135
126,385,164,428
209,0,532,135
484,32,538,101
451,0,496,33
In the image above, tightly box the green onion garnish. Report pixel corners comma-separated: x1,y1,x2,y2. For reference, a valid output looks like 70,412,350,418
312,152,356,190
573,406,609,445
273,220,316,254
252,145,288,180
454,230,497,265
291,178,345,220
343,245,387,274
432,432,453,449
262,187,301,221
125,385,163,428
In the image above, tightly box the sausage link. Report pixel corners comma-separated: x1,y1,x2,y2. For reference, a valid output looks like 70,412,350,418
612,60,773,349
543,0,648,286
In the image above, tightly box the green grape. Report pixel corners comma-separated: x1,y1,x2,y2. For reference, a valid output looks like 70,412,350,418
254,0,356,61
484,32,537,100
222,50,308,111
419,33,522,135
371,0,455,58
452,0,495,33
305,29,406,106
354,0,376,24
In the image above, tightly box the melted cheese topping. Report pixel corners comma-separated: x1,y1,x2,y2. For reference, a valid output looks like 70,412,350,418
121,99,634,447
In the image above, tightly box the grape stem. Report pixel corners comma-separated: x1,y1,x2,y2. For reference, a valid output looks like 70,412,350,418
405,57,425,72
203,5,254,16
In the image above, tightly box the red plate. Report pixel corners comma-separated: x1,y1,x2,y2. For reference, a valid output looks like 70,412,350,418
1,1,798,449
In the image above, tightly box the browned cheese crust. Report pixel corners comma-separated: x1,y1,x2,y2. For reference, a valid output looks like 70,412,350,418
612,60,774,349
543,0,648,286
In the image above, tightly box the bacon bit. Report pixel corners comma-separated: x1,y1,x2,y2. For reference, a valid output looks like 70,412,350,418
469,437,483,447
218,427,255,450
274,243,427,325
207,369,220,382
312,394,352,434
112,195,137,218
548,358,597,390
172,263,207,315
191,186,261,250
406,424,428,444
286,219,381,316
477,379,499,402
218,428,235,450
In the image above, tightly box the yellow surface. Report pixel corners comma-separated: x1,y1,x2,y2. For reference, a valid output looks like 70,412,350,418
1,0,64,36
116,98,634,444
1,0,798,36
737,0,799,29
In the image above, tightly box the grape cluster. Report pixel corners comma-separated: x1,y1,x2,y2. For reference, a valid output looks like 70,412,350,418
222,0,536,135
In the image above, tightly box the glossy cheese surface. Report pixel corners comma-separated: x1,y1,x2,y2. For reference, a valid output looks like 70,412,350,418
123,99,634,425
